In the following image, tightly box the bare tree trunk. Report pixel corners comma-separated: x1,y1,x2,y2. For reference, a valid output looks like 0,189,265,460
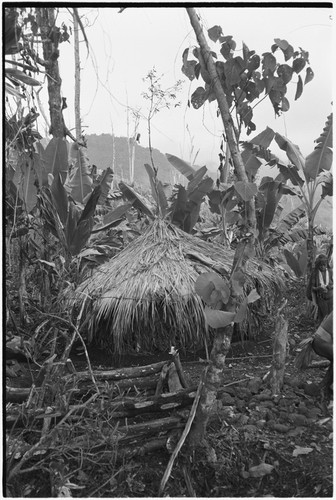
35,8,64,138
186,8,256,231
73,9,82,141
189,324,233,448
269,300,288,397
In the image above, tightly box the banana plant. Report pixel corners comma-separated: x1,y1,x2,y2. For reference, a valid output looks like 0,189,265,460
118,155,214,234
165,154,214,233
239,115,332,276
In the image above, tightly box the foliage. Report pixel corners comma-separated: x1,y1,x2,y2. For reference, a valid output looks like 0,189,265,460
166,154,214,233
242,115,333,276
182,27,314,135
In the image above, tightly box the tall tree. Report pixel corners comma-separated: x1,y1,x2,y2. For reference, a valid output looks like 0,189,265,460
73,8,82,142
35,8,64,138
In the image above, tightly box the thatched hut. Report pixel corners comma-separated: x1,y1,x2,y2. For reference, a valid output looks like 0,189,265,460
72,218,284,355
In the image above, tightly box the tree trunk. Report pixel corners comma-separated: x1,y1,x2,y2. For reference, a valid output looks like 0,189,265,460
306,213,315,281
73,9,82,141
35,8,64,138
188,324,233,446
186,7,256,231
269,300,288,397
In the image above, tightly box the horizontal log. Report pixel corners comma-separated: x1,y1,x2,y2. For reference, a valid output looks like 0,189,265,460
65,361,168,382
6,385,198,425
103,385,198,417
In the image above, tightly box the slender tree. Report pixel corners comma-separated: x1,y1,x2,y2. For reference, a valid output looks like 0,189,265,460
73,8,82,141
35,8,64,138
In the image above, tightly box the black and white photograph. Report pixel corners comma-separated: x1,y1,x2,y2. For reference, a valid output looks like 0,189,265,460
4,2,333,497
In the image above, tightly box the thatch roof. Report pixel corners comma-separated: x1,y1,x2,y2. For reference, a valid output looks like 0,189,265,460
72,218,284,354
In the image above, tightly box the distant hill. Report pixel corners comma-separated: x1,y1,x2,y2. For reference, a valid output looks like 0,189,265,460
86,134,177,187
86,134,332,230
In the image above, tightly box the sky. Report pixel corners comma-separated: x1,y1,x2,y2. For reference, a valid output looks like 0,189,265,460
42,5,333,171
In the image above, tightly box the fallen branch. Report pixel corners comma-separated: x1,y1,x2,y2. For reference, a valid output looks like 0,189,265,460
65,360,167,383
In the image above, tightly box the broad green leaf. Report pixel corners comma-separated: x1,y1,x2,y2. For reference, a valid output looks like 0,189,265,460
204,307,235,329
234,181,258,201
166,153,196,180
191,86,209,109
44,137,68,184
277,64,293,84
168,185,188,227
187,166,208,194
283,249,303,277
234,299,248,324
224,57,246,86
78,185,101,224
304,114,333,180
295,75,303,100
188,176,213,203
262,52,277,72
320,173,333,197
182,58,197,81
5,81,24,98
273,38,289,50
281,97,290,112
144,163,168,215
208,25,222,42
92,203,132,233
50,173,68,225
248,54,260,72
292,57,306,73
250,126,275,149
31,151,48,188
258,180,283,230
304,67,314,85
69,219,94,256
278,205,306,231
195,272,230,305
65,201,82,250
119,181,154,218
247,289,260,303
66,144,93,204
12,154,37,213
274,133,306,172
231,270,246,296
276,163,305,186
98,167,114,203
6,68,41,86
220,39,236,60
305,148,332,180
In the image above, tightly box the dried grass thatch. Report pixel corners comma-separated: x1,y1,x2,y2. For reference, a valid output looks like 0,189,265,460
72,218,284,354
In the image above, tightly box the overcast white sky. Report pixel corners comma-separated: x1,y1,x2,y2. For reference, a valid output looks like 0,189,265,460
51,5,332,170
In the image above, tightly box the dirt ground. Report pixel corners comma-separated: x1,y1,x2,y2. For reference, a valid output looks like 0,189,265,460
6,280,333,497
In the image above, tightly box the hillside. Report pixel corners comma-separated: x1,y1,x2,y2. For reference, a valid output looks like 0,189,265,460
86,134,177,187
86,134,332,230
